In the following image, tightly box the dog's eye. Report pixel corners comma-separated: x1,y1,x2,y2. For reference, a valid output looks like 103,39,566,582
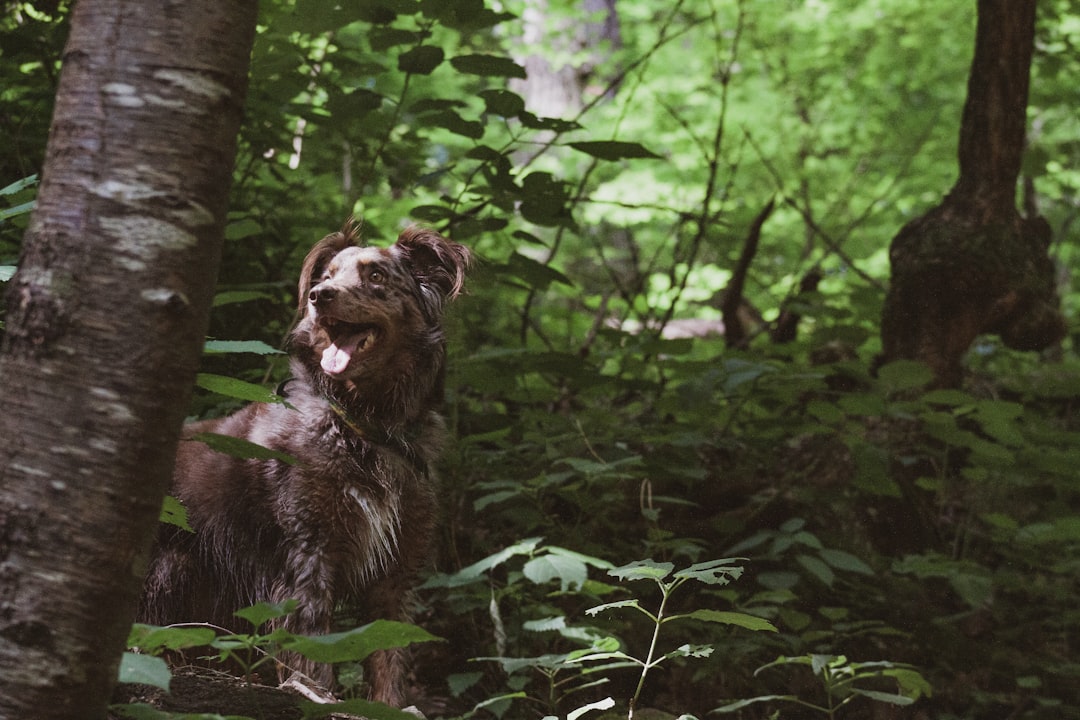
369,269,383,283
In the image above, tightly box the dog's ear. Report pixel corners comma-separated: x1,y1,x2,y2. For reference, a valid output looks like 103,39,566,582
297,220,361,310
394,225,471,304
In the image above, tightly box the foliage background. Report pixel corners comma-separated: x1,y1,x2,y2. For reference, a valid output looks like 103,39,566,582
2,0,1079,718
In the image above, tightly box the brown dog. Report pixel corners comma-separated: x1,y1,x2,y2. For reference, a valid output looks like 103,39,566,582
139,222,470,705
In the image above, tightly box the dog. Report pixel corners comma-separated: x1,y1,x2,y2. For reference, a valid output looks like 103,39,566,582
138,221,470,706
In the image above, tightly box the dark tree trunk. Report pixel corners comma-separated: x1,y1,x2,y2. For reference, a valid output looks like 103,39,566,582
880,0,1065,387
0,2,256,718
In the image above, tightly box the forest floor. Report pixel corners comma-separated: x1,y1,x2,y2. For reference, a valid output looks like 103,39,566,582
111,667,372,720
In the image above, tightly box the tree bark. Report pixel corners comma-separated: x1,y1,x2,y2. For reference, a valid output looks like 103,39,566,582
879,0,1065,387
0,2,256,718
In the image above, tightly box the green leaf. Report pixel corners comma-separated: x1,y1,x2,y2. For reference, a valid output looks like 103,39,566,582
286,620,441,664
877,360,934,392
420,537,543,588
0,174,37,195
223,217,262,240
568,141,661,161
196,373,282,403
117,652,171,691
682,610,778,632
398,45,444,74
127,624,216,654
797,554,835,587
585,599,645,617
423,109,485,139
479,89,526,117
202,339,283,355
850,688,915,706
0,200,35,222
0,266,15,282
609,559,674,582
566,696,615,720
302,698,425,720
503,252,574,290
523,553,589,591
189,432,299,465
663,643,714,660
160,495,191,532
817,548,874,575
235,600,298,628
451,53,526,78
673,558,746,585
712,695,798,713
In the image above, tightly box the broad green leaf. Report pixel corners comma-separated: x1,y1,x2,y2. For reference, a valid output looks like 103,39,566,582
160,495,191,532
447,671,483,697
127,623,216,653
817,548,874,575
546,546,616,570
223,217,262,240
503,252,573,290
850,688,915,706
479,89,525,117
195,373,282,403
450,53,526,78
797,554,835,587
682,610,778,633
663,643,715,659
202,339,282,355
712,695,798,713
234,600,298,627
566,696,615,720
0,174,37,195
877,360,933,392
585,599,645,617
189,433,299,465
423,109,484,139
117,652,171,691
0,265,15,282
673,558,746,585
302,698,425,720
0,200,34,222
568,140,661,161
608,559,674,582
286,621,440,664
398,45,444,74
523,553,588,591
421,537,543,588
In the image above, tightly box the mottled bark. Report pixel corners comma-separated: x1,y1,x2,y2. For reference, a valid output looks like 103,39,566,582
0,2,256,718
880,0,1064,387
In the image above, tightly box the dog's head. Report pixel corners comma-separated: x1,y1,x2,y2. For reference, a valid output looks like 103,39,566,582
292,221,470,401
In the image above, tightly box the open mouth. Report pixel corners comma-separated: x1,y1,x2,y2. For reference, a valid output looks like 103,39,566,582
317,317,380,376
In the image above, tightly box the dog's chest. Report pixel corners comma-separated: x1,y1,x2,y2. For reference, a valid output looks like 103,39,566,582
338,475,403,582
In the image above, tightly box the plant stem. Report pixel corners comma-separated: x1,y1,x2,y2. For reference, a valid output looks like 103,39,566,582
628,580,677,720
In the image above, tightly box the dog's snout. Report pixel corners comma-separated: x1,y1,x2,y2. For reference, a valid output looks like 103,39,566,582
309,284,336,305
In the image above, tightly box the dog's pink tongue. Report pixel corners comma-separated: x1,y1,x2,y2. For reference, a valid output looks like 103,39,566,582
321,338,358,375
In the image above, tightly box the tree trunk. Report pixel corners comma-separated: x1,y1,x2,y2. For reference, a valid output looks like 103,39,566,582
513,0,621,117
880,0,1065,387
0,2,257,718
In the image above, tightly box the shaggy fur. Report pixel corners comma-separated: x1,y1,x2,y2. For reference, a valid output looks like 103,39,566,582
139,222,470,705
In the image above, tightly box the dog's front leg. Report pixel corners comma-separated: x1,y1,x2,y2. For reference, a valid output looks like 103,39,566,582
272,556,338,690
360,569,419,707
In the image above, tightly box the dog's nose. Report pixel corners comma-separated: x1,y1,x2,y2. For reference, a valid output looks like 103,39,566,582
309,285,336,305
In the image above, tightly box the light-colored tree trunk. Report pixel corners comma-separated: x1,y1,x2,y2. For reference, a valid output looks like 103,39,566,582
0,2,257,718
